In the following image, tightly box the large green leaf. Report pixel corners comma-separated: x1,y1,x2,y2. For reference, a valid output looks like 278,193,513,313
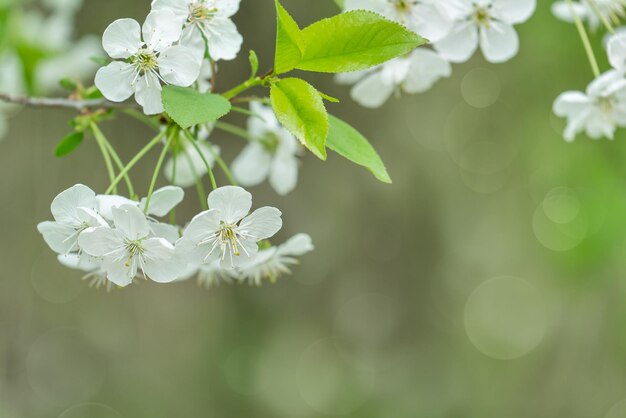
327,115,391,183
334,0,345,8
274,0,304,74
270,78,328,160
162,86,231,129
297,10,426,73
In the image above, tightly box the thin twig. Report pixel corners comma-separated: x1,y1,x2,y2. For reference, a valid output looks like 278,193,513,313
0,92,137,110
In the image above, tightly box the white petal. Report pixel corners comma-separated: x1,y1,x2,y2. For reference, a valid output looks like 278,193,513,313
551,1,583,23
269,154,298,196
493,0,536,24
335,70,370,85
143,238,181,282
150,222,180,244
403,49,452,94
180,25,207,64
479,22,519,63
277,233,314,257
50,184,97,225
239,207,283,241
96,194,136,220
95,62,136,102
181,209,222,244
112,204,151,240
143,10,183,51
78,227,122,257
553,91,592,117
102,18,141,59
231,142,272,187
213,0,241,18
223,238,258,269
134,72,164,115
102,258,136,287
140,185,184,217
351,71,395,108
157,45,201,86
434,21,479,63
205,18,243,61
37,221,78,254
150,0,190,21
587,70,622,97
207,186,252,224
58,253,102,272
413,3,453,43
609,33,626,70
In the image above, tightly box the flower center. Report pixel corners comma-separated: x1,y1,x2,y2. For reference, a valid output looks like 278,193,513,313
188,2,217,23
132,48,158,73
218,222,241,256
473,5,492,27
124,239,144,266
391,0,416,12
260,132,280,154
598,96,615,114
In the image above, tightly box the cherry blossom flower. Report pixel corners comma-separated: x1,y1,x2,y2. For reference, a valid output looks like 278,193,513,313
231,102,301,195
434,0,536,63
344,0,453,42
336,49,451,108
94,10,201,115
554,70,626,141
176,186,283,268
552,0,625,31
608,32,626,72
150,0,243,62
238,234,314,286
37,184,108,255
78,204,182,287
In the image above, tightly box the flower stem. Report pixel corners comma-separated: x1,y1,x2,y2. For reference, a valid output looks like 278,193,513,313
121,108,161,131
182,129,218,190
222,77,265,100
170,145,178,225
182,149,208,210
587,0,615,34
91,123,117,194
90,123,135,198
214,121,252,141
105,130,166,195
143,132,173,215
568,0,601,77
209,143,238,186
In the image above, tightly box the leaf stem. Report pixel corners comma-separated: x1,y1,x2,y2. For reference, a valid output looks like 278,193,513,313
105,130,166,194
222,77,265,100
568,0,601,77
182,149,208,210
91,123,117,194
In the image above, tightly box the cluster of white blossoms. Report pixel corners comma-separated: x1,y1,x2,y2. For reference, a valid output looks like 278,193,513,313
552,2,626,141
95,0,243,114
38,184,312,289
336,0,536,108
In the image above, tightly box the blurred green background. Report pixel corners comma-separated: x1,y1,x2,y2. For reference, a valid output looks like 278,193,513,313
3,1,626,417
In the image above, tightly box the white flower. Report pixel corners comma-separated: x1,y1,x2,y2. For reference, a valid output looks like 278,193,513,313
554,71,626,141
344,0,452,42
608,32,626,71
177,186,283,268
335,49,451,108
151,0,243,62
552,0,625,31
58,253,111,291
37,184,108,254
94,11,201,115
78,204,182,287
231,102,301,195
239,234,314,286
434,0,536,63
164,129,220,188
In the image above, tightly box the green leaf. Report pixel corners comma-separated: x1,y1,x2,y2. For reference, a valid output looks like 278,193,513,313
270,78,328,160
297,10,426,73
326,114,391,183
55,131,84,157
334,0,345,8
274,0,304,74
162,86,231,129
318,90,340,103
59,78,77,91
249,50,259,78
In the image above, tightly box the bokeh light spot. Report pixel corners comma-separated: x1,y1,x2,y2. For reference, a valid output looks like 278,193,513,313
606,399,626,418
461,68,501,108
59,403,122,418
464,277,549,360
